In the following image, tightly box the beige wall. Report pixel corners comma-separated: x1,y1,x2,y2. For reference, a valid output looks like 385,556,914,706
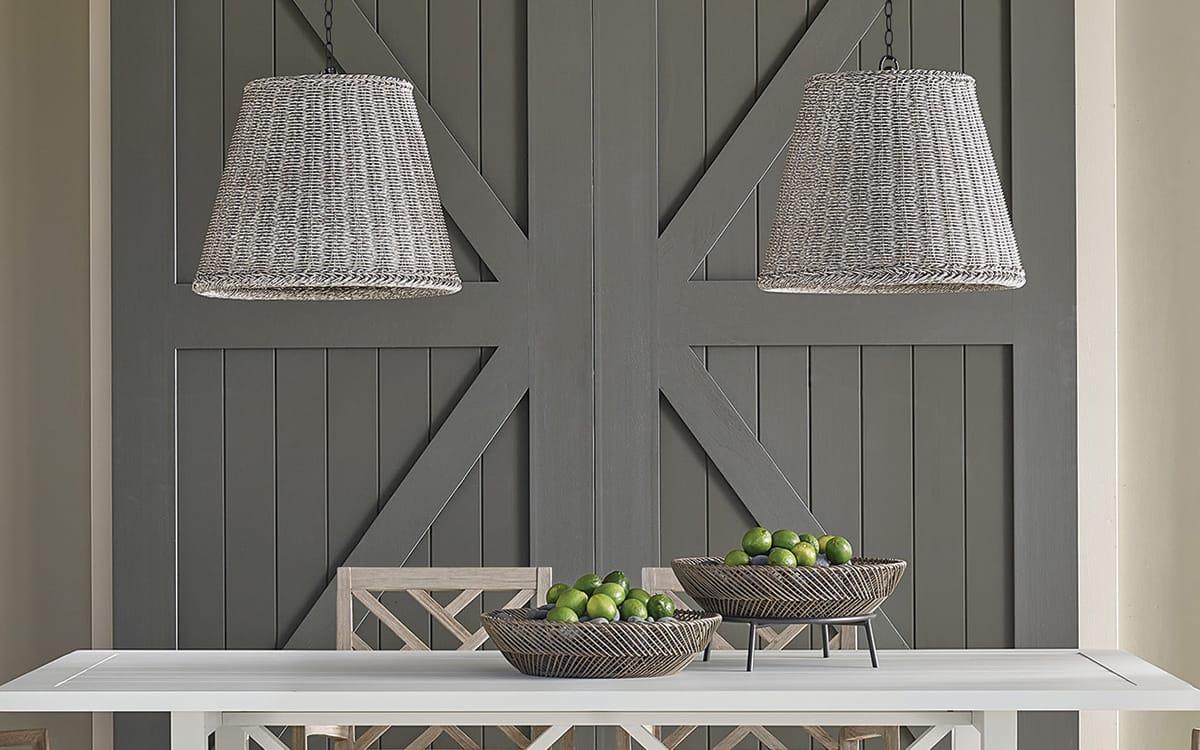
1117,0,1200,746
0,1,96,748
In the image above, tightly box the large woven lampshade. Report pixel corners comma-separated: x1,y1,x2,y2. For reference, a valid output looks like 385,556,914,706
759,69,1025,294
193,74,462,300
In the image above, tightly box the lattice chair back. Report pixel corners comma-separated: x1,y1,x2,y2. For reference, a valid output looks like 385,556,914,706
0,729,48,750
631,568,897,750
292,566,569,750
335,566,551,652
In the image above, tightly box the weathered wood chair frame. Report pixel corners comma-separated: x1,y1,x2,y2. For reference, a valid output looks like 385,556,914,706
0,729,48,750
624,568,899,750
293,566,572,750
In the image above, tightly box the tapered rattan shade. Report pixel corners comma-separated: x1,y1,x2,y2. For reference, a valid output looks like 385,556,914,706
759,69,1024,294
193,74,462,300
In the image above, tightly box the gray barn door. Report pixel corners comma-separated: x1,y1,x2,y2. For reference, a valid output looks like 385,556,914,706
113,1,1076,749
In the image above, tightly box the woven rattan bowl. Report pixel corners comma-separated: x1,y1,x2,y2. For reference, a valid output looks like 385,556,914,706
481,609,722,678
672,556,907,620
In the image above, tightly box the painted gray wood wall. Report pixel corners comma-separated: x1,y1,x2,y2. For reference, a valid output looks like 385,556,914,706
113,1,1077,749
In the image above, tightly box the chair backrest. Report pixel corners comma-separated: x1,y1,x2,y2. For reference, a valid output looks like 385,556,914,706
335,566,552,652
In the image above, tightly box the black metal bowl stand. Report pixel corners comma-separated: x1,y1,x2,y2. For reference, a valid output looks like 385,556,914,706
702,613,880,671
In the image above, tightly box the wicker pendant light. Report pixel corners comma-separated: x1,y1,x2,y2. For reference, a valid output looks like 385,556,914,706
193,1,461,300
759,1,1024,294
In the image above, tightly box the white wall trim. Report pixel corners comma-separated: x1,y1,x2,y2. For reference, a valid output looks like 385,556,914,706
1076,0,1119,747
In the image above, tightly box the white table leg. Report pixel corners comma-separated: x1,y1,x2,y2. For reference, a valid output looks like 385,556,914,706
215,726,250,750
973,712,1017,750
951,725,981,750
170,713,218,750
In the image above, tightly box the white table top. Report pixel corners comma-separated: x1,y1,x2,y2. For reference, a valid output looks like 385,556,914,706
0,649,1196,714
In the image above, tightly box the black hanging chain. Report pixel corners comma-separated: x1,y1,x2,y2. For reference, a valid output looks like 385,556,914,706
324,0,337,73
879,0,899,70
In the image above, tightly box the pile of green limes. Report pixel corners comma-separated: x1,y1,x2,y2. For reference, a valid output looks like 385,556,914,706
540,571,678,624
723,527,854,568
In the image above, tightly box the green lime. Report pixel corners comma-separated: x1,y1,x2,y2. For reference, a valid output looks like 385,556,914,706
791,541,818,567
817,534,836,553
574,573,603,594
825,536,853,565
724,549,751,566
595,582,627,606
627,587,651,604
587,593,619,621
797,533,821,551
620,598,648,619
646,594,675,619
742,527,773,555
603,570,631,590
772,529,801,550
546,606,579,623
768,547,797,567
556,587,589,615
546,583,568,604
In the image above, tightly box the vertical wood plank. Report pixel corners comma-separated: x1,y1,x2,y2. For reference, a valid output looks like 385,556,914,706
965,345,1014,648
112,0,175,744
595,0,660,577
913,346,967,651
275,349,327,648
759,345,812,749
528,0,595,578
377,348,431,750
275,0,326,76
429,347,483,748
704,0,757,279
656,20,709,743
911,0,962,71
327,348,380,649
223,0,273,146
810,346,862,545
430,0,485,279
378,0,429,96
430,348,484,645
963,0,1012,204
175,0,223,283
704,6,760,694
861,346,915,649
756,1,809,271
223,349,277,649
177,350,225,649
480,0,528,232
657,0,705,234
1012,0,1077,742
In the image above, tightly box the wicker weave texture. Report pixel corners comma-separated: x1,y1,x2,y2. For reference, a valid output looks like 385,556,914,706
481,609,722,678
671,557,907,620
760,69,1024,294
194,75,461,300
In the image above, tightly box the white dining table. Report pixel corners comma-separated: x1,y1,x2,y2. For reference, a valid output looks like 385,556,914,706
1,649,1197,750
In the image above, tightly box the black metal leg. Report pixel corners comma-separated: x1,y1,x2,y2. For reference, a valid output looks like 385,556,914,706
821,624,830,658
864,619,879,668
703,643,711,662
746,622,757,672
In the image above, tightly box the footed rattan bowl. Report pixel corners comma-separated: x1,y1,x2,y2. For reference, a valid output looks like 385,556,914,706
671,556,907,620
481,609,722,678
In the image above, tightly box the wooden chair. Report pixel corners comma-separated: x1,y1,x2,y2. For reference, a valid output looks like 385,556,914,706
0,729,48,750
625,568,899,750
293,566,571,750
